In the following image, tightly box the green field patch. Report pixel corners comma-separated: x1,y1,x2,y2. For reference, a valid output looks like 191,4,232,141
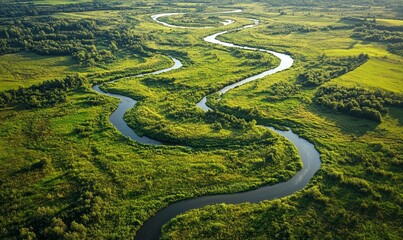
376,18,403,26
0,52,170,91
0,52,80,91
330,57,403,92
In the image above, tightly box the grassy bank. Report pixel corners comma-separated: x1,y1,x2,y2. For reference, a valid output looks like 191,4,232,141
0,1,401,239
161,3,402,239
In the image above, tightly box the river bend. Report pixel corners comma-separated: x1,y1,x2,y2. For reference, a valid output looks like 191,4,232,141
92,10,321,240
92,57,182,145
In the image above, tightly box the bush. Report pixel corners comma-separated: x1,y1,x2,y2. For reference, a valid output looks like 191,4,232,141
0,74,87,109
351,22,403,55
298,54,369,87
315,85,403,122
264,81,301,100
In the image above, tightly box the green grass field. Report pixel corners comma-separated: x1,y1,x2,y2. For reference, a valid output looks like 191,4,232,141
0,1,402,239
0,52,78,91
0,52,172,91
156,4,403,239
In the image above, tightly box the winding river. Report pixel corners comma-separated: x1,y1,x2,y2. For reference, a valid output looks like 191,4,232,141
151,9,240,29
93,10,321,240
92,57,182,145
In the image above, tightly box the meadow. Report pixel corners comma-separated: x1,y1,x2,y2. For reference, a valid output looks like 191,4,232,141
0,0,402,239
160,3,402,239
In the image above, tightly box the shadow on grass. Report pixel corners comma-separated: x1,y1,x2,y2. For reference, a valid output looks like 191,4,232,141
388,107,403,126
348,41,359,49
13,160,47,175
308,105,379,137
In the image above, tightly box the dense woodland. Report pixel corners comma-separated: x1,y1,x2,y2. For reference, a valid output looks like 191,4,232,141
0,1,118,18
0,16,150,66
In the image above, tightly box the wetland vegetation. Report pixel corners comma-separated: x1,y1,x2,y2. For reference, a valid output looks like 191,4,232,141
0,0,402,239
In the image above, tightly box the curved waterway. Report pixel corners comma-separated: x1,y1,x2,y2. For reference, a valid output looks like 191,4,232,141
133,12,321,240
92,57,182,145
151,9,241,29
92,10,321,240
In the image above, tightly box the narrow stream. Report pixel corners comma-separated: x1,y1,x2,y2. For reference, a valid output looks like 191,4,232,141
92,10,321,240
92,57,182,145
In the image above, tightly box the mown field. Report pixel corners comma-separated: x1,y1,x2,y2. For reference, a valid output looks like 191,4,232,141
0,0,402,239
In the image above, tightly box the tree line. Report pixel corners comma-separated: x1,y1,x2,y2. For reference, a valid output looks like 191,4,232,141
0,16,151,67
264,22,319,35
0,1,119,18
352,22,403,43
205,110,257,131
298,54,369,87
315,85,403,122
262,16,402,47
351,21,403,56
0,75,87,108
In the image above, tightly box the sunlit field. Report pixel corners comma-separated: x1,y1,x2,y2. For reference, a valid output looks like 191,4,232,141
0,1,401,239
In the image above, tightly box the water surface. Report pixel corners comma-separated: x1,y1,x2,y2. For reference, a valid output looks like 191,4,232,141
92,57,182,145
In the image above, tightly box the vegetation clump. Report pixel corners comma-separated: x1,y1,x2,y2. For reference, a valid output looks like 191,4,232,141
205,110,257,130
0,16,150,66
264,81,301,100
0,0,402,239
298,54,369,87
352,22,403,56
315,85,403,122
0,1,117,18
0,74,87,108
266,23,318,34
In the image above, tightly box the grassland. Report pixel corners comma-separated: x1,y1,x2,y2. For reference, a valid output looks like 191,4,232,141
0,53,78,91
0,3,299,239
0,53,172,91
0,1,402,239
0,82,300,239
160,3,403,239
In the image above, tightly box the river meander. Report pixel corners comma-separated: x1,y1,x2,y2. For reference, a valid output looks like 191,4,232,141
93,10,321,240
